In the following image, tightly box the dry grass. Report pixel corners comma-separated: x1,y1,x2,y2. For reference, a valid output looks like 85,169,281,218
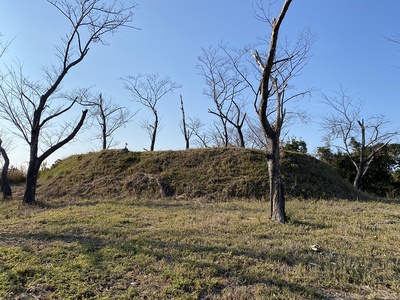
0,196,399,299
2,148,397,299
38,148,361,201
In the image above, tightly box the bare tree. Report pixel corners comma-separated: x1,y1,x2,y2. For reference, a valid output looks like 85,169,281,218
122,73,181,151
250,0,314,223
179,95,192,149
197,44,248,147
0,0,136,204
187,117,210,148
83,93,135,149
321,87,399,190
0,35,13,199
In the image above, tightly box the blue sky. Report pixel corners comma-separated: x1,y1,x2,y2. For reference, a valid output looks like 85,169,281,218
0,0,400,167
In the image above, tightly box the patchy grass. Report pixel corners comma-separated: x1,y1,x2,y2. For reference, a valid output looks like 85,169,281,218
0,197,399,299
38,148,361,201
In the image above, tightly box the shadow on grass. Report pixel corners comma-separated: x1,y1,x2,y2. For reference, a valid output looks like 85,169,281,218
35,198,104,209
288,219,331,230
0,230,329,299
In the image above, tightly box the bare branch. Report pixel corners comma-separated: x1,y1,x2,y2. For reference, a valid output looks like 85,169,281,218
0,0,136,204
320,87,399,189
82,92,136,149
122,73,181,151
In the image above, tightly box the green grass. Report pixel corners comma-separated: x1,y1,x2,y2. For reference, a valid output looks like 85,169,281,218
1,197,399,299
38,148,361,201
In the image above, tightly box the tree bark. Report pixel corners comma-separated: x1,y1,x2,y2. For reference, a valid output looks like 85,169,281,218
353,162,364,189
23,109,88,204
0,140,12,199
267,135,286,222
254,0,292,223
180,95,190,149
23,158,40,204
150,109,158,151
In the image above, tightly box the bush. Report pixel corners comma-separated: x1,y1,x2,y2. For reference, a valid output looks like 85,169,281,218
7,166,26,184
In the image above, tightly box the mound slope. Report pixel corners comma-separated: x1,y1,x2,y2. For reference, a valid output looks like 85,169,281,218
39,147,360,200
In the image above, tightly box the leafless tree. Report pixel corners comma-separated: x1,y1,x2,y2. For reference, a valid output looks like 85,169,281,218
250,0,314,223
122,73,181,151
321,87,399,190
0,0,136,204
197,44,248,147
179,95,192,149
186,117,210,148
83,93,135,149
0,35,13,199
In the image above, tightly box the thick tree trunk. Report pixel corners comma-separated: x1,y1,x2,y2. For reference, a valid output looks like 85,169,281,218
23,114,41,205
23,157,40,204
23,109,88,204
267,137,285,223
0,144,12,199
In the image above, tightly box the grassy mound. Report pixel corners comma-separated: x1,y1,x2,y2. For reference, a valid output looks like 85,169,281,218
39,147,360,200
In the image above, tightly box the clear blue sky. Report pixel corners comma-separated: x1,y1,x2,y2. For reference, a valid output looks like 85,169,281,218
0,0,399,167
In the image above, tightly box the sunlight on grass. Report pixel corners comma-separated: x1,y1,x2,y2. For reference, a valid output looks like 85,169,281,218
0,197,399,299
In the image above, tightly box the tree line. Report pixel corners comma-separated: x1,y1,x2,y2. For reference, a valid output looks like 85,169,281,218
0,0,399,224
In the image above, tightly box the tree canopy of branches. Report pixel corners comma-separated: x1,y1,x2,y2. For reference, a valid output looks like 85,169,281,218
0,0,136,204
197,44,248,147
321,87,399,190
250,0,314,223
83,93,135,149
122,73,181,151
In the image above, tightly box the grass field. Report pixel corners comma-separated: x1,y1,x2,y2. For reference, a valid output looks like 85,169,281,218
0,196,399,299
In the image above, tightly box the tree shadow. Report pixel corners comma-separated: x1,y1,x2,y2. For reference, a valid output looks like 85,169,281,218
0,229,329,299
288,219,331,230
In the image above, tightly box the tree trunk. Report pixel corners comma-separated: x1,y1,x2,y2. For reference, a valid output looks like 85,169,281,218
23,111,41,205
267,136,285,223
237,126,245,148
102,122,107,150
0,144,12,199
23,109,88,204
353,159,365,189
180,96,190,149
23,157,40,204
150,111,158,151
100,94,107,150
222,117,229,147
